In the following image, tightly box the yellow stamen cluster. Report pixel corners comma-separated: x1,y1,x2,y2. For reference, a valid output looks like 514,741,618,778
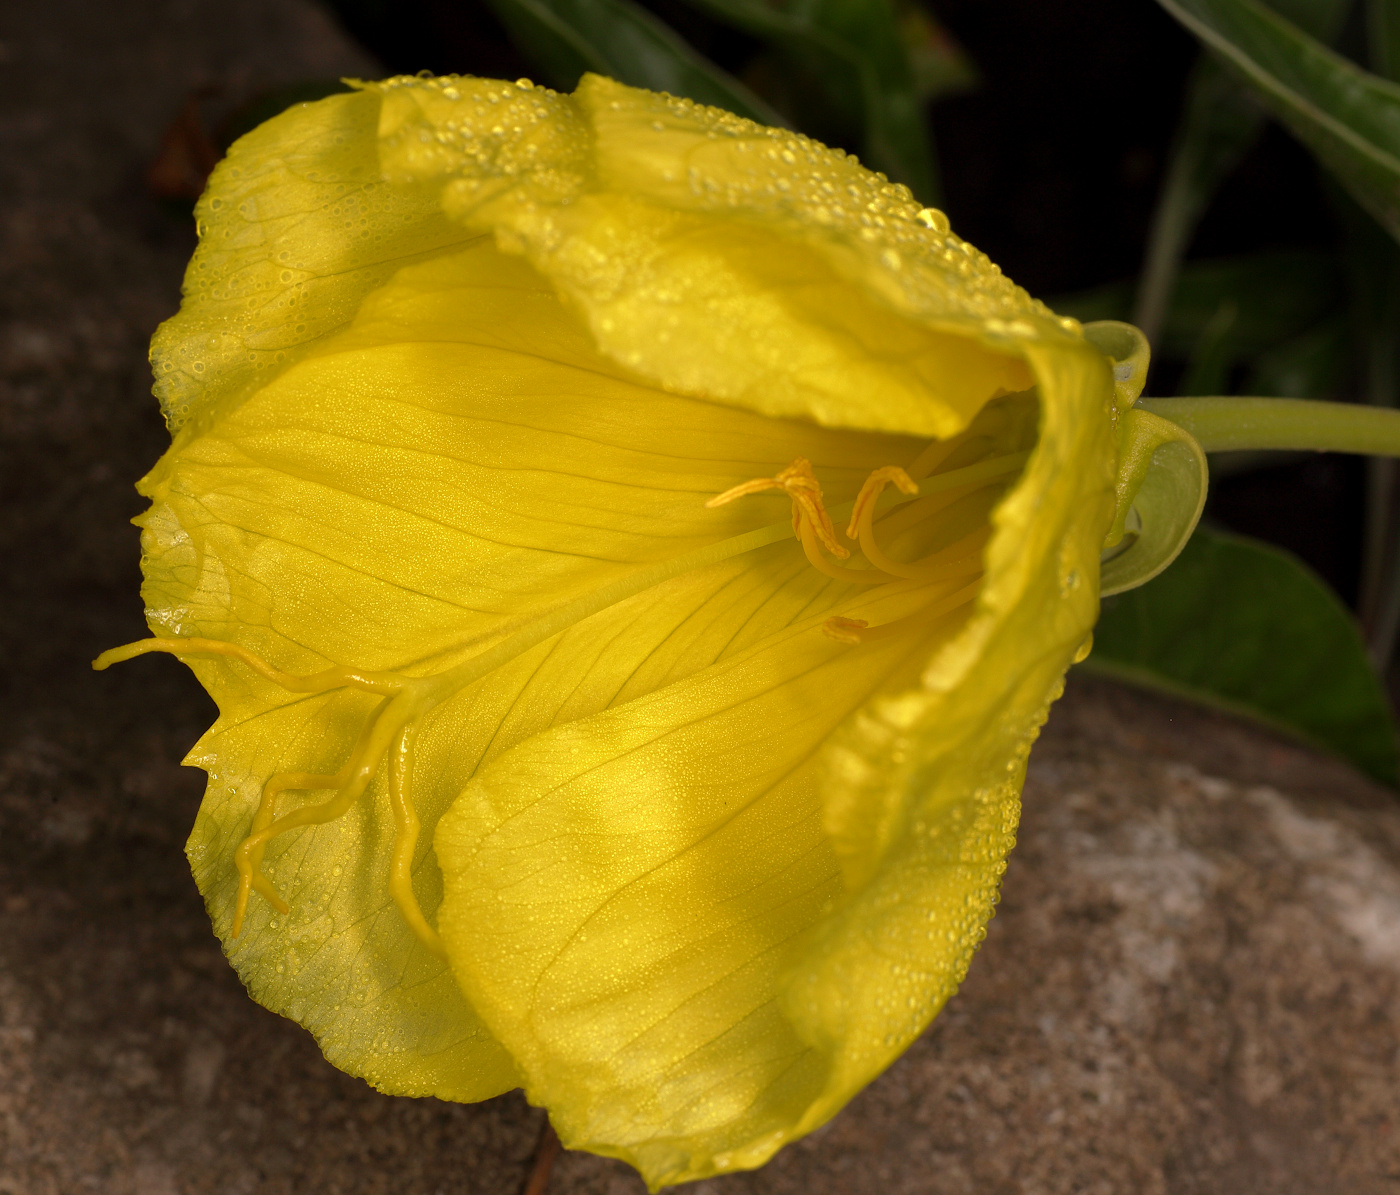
709,458,895,585
707,442,1017,645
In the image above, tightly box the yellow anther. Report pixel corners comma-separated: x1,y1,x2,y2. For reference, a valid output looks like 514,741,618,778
707,458,849,559
824,577,984,645
846,465,919,540
823,617,869,645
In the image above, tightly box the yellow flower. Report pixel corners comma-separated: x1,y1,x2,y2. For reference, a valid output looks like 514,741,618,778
95,73,1187,1188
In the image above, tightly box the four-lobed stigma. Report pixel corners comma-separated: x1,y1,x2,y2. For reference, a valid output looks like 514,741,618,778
92,636,448,953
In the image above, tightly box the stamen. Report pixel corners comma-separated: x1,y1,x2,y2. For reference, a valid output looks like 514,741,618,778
861,520,992,583
795,515,897,585
846,466,920,541
707,458,849,559
845,448,1030,584
823,617,870,646
870,483,979,541
824,577,983,644
904,437,960,483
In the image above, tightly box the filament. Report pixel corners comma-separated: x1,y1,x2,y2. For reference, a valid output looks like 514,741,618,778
797,514,896,584
707,457,848,558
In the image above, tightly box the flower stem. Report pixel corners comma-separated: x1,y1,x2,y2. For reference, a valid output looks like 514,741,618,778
1137,397,1400,456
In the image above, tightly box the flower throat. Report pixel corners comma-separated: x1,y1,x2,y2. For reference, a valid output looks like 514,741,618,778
94,420,1032,955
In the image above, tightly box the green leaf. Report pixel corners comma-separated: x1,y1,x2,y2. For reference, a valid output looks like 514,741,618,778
898,0,979,101
1156,0,1400,244
1055,249,1347,391
1243,310,1352,395
680,0,941,200
1134,0,1354,342
481,0,788,126
1370,0,1400,79
1087,527,1400,784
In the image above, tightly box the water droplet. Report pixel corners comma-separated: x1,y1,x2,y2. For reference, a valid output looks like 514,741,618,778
916,207,949,233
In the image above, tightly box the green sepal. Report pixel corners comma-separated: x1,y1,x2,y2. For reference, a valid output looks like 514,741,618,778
1100,409,1210,596
1083,319,1151,409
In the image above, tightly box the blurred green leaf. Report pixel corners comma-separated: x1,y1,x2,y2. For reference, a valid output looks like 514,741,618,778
1179,297,1242,393
1134,0,1353,342
1369,0,1400,77
1333,187,1400,408
1244,310,1352,394
482,0,787,126
1087,527,1399,784
898,0,978,101
1330,186,1400,661
1268,0,1357,30
1050,280,1134,325
1133,58,1268,343
1056,249,1346,385
1156,0,1400,244
681,0,941,200
1156,249,1345,355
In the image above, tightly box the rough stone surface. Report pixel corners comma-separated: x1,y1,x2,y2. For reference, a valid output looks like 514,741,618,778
4,3,1400,1193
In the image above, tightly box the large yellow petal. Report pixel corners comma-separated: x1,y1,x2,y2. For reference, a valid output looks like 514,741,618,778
373,73,1058,439
431,337,1113,1189
434,593,971,1181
